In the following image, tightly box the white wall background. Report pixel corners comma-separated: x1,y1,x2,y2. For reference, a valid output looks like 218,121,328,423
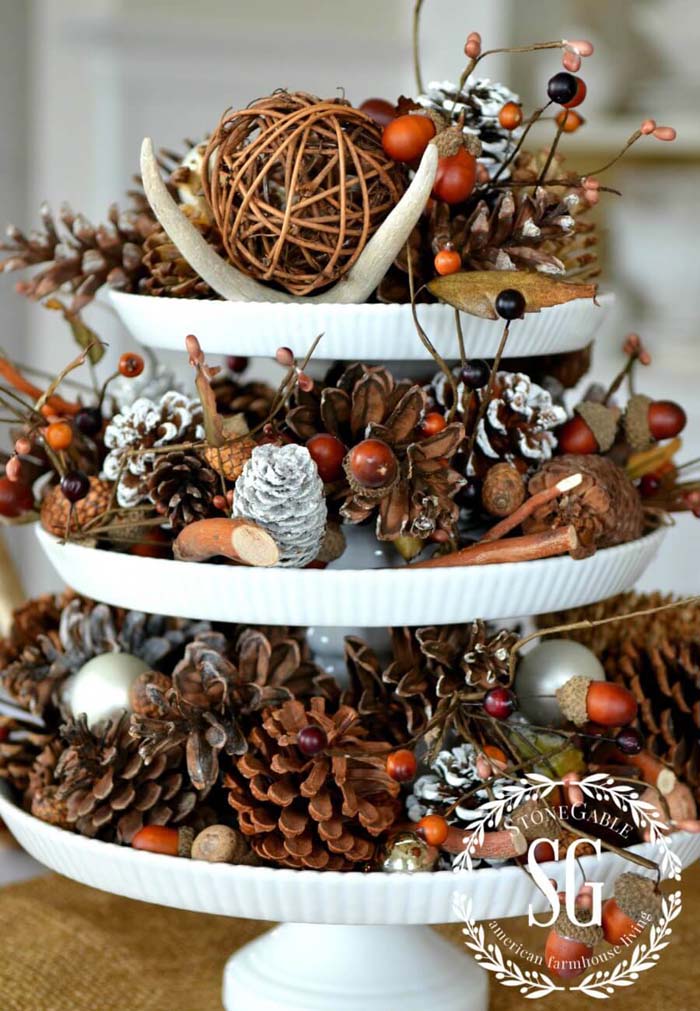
0,0,698,599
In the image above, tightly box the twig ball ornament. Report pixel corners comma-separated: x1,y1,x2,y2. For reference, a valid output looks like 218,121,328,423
201,91,407,295
62,652,151,728
514,639,605,727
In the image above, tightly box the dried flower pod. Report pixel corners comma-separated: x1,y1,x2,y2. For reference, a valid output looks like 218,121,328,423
481,463,525,517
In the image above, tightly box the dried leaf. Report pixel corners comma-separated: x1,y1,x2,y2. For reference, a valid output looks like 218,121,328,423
427,270,598,319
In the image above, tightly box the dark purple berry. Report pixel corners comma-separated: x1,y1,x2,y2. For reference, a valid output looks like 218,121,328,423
547,71,578,106
484,687,515,720
60,470,90,503
226,356,249,374
297,725,328,757
615,727,643,756
495,288,526,321
460,359,490,389
75,407,103,438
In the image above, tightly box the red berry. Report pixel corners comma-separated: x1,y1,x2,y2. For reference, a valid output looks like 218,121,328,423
556,109,585,133
417,814,449,847
484,687,515,720
647,400,686,440
557,415,598,454
359,97,396,127
382,114,436,163
307,434,346,484
564,78,587,109
60,470,90,503
434,248,462,275
347,439,398,490
44,421,73,451
118,353,145,378
296,371,314,394
226,356,248,373
386,749,418,783
0,477,33,518
639,473,661,498
297,725,328,757
586,682,638,727
419,412,447,438
432,148,477,204
498,101,523,130
132,825,179,856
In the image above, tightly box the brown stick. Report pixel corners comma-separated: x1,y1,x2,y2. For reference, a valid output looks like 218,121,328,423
480,473,583,544
173,518,280,567
409,525,578,569
442,825,527,859
595,745,676,796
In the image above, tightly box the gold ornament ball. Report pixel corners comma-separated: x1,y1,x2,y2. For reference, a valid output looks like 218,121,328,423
380,831,437,873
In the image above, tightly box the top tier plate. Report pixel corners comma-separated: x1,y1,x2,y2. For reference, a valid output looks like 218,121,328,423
109,290,613,362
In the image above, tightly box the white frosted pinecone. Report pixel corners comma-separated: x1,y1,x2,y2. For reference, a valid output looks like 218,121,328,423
232,444,327,568
416,78,522,177
102,391,204,508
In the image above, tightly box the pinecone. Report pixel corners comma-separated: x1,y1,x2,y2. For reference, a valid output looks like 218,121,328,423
233,627,339,708
146,450,218,531
232,444,327,566
102,391,204,508
0,593,65,658
203,436,257,483
47,713,199,843
40,477,112,537
225,698,400,869
286,363,464,542
344,631,434,744
539,592,700,802
139,209,218,298
0,718,55,800
523,454,645,559
417,620,519,696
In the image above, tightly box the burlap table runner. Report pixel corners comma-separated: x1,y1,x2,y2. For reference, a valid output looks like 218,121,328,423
1,864,698,1011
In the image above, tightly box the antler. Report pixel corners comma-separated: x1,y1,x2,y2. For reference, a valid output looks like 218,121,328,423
139,137,438,305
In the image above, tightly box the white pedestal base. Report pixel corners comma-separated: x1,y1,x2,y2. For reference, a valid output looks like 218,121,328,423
223,923,488,1011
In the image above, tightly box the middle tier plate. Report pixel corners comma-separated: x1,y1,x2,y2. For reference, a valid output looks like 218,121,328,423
37,524,665,626
108,290,614,361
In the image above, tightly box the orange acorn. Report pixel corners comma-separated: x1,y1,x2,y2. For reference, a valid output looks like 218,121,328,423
545,909,603,980
556,676,637,727
601,873,662,944
131,825,192,857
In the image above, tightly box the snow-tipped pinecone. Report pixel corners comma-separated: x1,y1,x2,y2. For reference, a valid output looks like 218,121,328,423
523,454,645,559
225,698,400,869
147,450,218,531
40,477,112,537
416,78,521,176
102,391,204,508
232,444,327,567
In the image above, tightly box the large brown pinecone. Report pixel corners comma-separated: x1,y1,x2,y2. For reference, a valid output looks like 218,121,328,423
233,627,339,708
140,210,218,298
44,713,199,842
539,592,700,802
523,454,645,559
286,363,464,542
225,698,400,869
147,450,218,531
0,718,55,801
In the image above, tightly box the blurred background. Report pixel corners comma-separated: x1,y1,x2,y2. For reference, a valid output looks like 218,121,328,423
1,0,699,596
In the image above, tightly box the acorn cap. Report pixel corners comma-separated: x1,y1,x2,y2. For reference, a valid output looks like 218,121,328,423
575,402,620,453
556,675,591,727
177,826,195,858
510,799,567,842
614,872,663,922
554,907,604,947
624,394,653,452
315,523,346,564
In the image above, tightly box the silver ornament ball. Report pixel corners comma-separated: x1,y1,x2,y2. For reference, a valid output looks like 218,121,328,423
62,652,151,728
514,639,605,727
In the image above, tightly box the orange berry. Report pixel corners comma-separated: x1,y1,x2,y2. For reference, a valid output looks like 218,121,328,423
483,745,508,767
386,749,418,783
118,352,145,378
420,412,448,437
498,101,523,130
417,814,449,847
434,248,462,275
132,825,179,856
44,421,73,451
556,109,585,133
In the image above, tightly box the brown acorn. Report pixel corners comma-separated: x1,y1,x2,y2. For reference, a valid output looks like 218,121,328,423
482,463,525,517
601,873,662,944
624,395,687,451
545,908,603,980
556,676,638,727
558,402,619,455
344,439,399,499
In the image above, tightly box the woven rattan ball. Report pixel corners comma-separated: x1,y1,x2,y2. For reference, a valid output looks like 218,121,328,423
202,91,407,296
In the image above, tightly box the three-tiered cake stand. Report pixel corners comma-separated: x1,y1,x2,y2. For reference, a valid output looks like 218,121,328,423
2,292,698,1011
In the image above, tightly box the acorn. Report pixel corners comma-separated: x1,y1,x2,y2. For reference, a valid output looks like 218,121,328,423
558,402,619,455
344,439,399,498
191,825,256,864
624,394,687,451
601,873,662,944
556,676,637,727
132,824,193,857
481,462,525,517
545,908,603,980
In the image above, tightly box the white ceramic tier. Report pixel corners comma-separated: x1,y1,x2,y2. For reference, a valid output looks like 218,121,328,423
1,783,697,926
108,290,614,361
36,523,666,627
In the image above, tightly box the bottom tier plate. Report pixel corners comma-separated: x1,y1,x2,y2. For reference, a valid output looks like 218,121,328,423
36,525,667,626
1,783,697,926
